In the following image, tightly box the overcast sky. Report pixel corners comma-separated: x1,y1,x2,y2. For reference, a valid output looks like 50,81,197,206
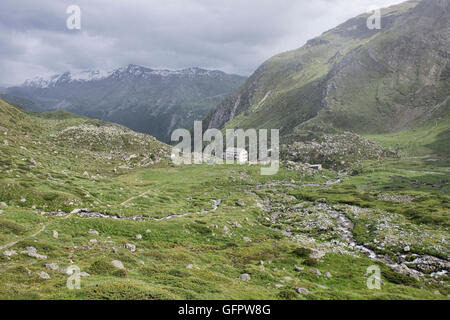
0,0,406,86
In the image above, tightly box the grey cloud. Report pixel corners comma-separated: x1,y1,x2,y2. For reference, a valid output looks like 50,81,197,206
0,0,405,85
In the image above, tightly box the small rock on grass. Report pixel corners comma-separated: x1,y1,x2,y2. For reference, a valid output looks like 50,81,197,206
295,287,309,295
124,243,136,252
325,272,332,278
239,274,251,282
311,268,321,276
3,250,17,257
136,234,142,240
111,260,125,270
40,271,50,280
0,202,7,208
294,265,304,272
21,246,47,259
44,263,59,270
52,230,58,239
317,284,330,290
236,200,245,207
88,229,99,236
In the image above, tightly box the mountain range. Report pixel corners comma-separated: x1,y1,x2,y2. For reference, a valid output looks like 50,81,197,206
204,0,449,139
3,65,246,142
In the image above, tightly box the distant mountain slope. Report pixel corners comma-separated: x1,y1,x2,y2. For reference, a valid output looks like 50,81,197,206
4,65,246,142
204,0,449,137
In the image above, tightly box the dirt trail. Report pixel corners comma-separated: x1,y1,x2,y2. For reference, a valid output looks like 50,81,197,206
0,211,73,251
120,190,152,206
0,224,47,251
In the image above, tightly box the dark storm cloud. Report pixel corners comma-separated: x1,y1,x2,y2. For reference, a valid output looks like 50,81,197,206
0,0,405,85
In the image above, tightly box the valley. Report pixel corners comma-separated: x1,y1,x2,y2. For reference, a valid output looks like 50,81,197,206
0,0,448,301
0,99,448,300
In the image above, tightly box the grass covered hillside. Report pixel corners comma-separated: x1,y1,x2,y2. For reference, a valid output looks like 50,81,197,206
0,99,170,214
0,98,448,300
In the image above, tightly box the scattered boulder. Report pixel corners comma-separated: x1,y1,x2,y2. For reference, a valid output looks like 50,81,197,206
232,222,242,228
39,271,50,280
236,200,246,207
124,243,136,252
274,284,283,289
325,272,332,278
239,273,251,282
317,284,330,290
21,247,47,259
52,230,58,239
186,264,194,269
294,265,304,272
145,229,151,233
295,287,310,295
311,268,321,276
136,234,142,240
3,250,17,257
403,245,411,252
70,209,82,214
111,260,125,270
44,263,59,271
88,229,99,236
89,239,98,243
0,202,8,208
243,237,251,242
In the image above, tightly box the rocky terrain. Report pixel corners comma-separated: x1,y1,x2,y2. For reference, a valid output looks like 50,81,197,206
282,131,397,169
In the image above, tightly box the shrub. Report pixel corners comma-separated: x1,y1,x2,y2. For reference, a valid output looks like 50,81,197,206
382,270,418,287
292,247,312,258
278,289,296,300
303,258,318,267
0,218,27,234
88,260,116,275
113,269,128,278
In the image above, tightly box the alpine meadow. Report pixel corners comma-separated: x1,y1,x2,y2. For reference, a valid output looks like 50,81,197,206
0,0,448,303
